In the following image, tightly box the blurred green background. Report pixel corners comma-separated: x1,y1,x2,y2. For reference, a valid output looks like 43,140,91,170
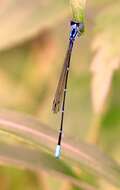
0,0,120,189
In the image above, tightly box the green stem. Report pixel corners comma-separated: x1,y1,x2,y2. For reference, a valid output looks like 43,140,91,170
70,0,86,22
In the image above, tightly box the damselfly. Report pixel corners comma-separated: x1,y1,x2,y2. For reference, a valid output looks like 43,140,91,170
52,21,84,159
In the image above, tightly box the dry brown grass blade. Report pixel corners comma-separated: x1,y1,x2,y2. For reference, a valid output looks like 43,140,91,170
91,34,120,114
91,3,120,114
0,0,69,50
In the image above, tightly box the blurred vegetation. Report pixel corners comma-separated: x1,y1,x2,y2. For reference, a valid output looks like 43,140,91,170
0,0,120,190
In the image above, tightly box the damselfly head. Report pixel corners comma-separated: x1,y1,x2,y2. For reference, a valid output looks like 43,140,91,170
70,21,84,40
70,22,78,40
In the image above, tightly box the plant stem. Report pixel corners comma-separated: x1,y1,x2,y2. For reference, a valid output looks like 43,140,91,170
70,0,86,22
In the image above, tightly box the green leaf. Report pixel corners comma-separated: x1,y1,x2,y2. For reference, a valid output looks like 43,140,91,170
0,109,119,187
0,142,96,190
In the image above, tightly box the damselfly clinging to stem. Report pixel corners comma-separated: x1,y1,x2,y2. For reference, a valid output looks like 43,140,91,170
52,21,84,159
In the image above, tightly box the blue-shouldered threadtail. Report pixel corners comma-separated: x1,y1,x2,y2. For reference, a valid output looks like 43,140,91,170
52,21,84,159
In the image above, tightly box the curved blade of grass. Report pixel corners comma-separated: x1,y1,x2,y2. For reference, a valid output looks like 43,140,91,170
0,0,69,50
0,142,96,190
0,109,119,187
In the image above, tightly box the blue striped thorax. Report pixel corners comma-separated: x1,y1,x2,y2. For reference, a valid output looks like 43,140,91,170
70,21,84,41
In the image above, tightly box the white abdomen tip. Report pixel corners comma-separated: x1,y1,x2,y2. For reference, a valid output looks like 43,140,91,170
55,145,61,159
